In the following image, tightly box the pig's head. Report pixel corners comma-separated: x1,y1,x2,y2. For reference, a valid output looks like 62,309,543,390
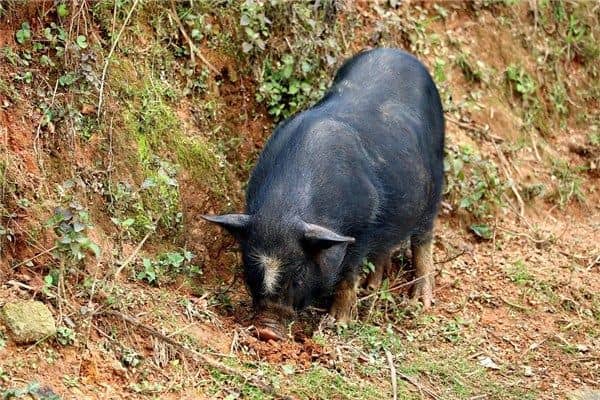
203,214,354,339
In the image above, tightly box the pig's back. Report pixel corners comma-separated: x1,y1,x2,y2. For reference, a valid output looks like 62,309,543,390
248,48,444,243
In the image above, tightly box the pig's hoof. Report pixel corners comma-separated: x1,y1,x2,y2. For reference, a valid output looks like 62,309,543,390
365,272,382,292
329,301,353,326
409,277,434,310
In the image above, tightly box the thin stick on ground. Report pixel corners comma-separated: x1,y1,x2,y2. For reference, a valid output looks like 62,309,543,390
434,250,466,265
493,141,526,218
97,0,140,119
11,245,58,269
385,350,398,400
99,310,294,400
169,0,220,75
358,272,435,302
114,229,152,279
398,372,439,400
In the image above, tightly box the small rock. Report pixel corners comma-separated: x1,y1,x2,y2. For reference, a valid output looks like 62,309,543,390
478,356,500,370
523,365,534,377
569,389,600,400
1,301,57,344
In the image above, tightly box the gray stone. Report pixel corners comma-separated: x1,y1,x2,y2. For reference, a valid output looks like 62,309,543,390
1,300,57,344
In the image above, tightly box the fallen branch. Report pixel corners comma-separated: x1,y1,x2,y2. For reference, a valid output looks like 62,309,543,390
500,296,531,312
445,116,503,143
587,254,600,271
385,350,398,400
358,272,435,302
169,0,220,75
434,250,466,265
99,310,293,400
11,245,58,269
398,372,439,400
492,141,525,218
6,280,35,292
114,229,152,278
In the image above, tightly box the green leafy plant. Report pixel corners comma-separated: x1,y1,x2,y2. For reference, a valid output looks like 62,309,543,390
444,145,505,221
1,381,61,400
45,205,100,261
240,0,272,53
56,327,75,346
550,159,585,207
109,159,182,240
257,54,327,120
136,250,200,285
121,348,142,368
57,3,69,18
505,64,536,101
507,259,534,285
15,22,32,44
362,258,376,275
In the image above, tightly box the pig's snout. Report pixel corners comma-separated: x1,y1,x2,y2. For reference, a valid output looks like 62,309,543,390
254,309,288,341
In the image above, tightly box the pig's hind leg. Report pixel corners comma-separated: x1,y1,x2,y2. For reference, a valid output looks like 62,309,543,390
410,233,435,309
365,251,392,291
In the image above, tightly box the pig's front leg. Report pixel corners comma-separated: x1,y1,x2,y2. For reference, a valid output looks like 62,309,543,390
329,274,359,325
410,235,435,309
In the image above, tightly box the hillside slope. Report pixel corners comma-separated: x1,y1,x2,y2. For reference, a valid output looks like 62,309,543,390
0,1,598,399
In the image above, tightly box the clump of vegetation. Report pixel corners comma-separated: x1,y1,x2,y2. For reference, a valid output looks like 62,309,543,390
549,159,586,208
45,204,100,262
108,159,182,240
243,2,345,119
444,144,505,222
257,54,327,119
136,250,200,285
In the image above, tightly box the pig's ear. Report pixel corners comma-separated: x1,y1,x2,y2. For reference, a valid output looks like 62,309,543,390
202,214,251,240
302,223,354,272
303,223,355,247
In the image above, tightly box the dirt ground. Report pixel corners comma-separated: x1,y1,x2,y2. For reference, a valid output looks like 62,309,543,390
0,1,598,399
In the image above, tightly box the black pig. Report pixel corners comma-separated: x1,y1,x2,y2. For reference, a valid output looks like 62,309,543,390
204,48,444,337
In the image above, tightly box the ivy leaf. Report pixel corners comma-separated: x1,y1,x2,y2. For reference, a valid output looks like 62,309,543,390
470,224,493,240
16,22,31,44
57,3,69,18
76,35,88,49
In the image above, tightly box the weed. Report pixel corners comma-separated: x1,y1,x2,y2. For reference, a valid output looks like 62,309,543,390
15,22,31,44
550,159,586,207
136,250,200,285
444,145,505,221
240,0,272,53
109,159,182,240
257,54,327,120
121,348,142,368
505,64,536,101
56,327,76,346
1,381,61,400
45,204,100,262
507,259,534,285
455,52,485,83
361,258,376,275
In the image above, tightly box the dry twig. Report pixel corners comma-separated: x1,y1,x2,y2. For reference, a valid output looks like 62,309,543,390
398,372,439,400
385,350,398,400
114,229,152,279
169,0,219,75
97,0,140,119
